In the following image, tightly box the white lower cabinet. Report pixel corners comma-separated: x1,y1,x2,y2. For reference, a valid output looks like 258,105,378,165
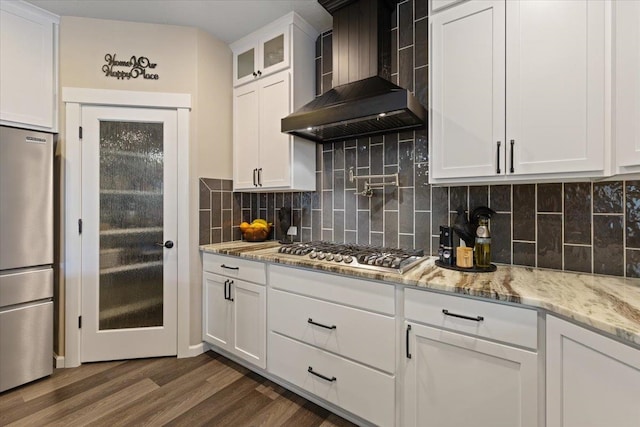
546,315,640,427
403,288,539,427
269,331,395,427
403,321,538,427
268,265,396,426
202,254,266,369
200,254,640,427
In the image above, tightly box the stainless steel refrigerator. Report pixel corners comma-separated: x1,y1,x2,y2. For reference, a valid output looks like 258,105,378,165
0,125,53,392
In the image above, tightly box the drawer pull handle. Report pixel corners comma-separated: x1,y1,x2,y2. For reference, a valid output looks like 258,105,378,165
510,140,515,173
406,324,412,359
228,280,234,302
221,264,239,270
442,309,484,322
307,318,336,330
308,366,336,382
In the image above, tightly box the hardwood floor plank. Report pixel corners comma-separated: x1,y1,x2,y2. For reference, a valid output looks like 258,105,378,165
280,400,333,427
162,372,267,426
320,413,360,427
85,356,227,426
47,378,159,427
0,359,165,425
17,361,125,403
197,388,273,426
5,359,171,427
136,358,246,426
0,393,24,418
0,351,358,427
243,389,312,427
148,351,219,386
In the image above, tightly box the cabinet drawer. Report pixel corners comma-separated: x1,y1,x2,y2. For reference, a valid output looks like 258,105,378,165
203,253,266,284
270,264,395,315
269,288,395,373
269,332,395,427
405,288,538,349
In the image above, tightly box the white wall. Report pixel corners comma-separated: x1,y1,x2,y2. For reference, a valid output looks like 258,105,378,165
56,16,232,353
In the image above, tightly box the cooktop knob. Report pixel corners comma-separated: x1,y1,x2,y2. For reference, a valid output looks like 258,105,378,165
326,253,334,261
334,254,343,262
317,252,326,260
344,255,353,263
309,251,317,259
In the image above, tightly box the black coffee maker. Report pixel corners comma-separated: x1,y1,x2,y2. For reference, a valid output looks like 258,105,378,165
438,226,455,266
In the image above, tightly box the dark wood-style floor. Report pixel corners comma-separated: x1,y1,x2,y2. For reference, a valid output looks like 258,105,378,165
0,351,358,427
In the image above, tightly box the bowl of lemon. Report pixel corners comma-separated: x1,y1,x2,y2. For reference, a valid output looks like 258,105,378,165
239,219,273,242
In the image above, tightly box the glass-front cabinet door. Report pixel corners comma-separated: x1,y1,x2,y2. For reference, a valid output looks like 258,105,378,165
233,26,290,87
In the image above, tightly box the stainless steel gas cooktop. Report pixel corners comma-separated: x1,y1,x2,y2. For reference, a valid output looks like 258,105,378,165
277,241,426,274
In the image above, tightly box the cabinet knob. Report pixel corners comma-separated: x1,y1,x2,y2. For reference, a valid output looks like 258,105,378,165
252,71,257,77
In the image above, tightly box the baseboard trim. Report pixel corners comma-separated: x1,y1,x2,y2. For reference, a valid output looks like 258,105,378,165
179,342,205,358
54,353,65,369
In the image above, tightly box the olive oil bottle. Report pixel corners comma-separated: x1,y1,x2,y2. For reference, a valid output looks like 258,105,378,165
474,217,491,268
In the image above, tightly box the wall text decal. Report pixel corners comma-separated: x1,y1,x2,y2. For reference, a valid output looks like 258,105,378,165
102,54,159,80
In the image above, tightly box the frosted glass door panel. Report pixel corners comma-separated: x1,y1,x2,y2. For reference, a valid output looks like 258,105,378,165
237,48,255,80
263,34,284,68
98,121,164,330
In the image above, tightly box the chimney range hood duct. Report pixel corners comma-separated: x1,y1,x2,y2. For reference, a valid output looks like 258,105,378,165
282,0,425,144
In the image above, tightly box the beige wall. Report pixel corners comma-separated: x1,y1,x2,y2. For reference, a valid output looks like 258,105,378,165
56,16,232,354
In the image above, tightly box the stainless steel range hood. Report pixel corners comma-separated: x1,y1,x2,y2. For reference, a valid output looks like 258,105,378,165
281,0,425,144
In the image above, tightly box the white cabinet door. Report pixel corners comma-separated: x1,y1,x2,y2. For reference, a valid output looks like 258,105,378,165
203,272,232,351
258,72,291,189
431,0,506,180
259,26,290,79
0,1,57,131
232,24,290,87
231,279,266,369
233,83,260,190
403,322,538,427
203,271,266,369
546,316,640,427
234,42,258,87
615,0,640,173
506,0,606,176
233,71,296,191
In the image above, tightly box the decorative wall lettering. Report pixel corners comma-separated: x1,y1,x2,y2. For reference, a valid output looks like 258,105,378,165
102,54,159,80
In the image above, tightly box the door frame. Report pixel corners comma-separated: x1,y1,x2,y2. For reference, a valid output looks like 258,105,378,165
63,88,192,367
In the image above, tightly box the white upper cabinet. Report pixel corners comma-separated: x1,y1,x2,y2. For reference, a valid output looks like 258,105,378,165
614,0,640,175
0,1,58,131
430,0,610,184
231,13,318,192
232,25,290,87
506,0,606,177
431,0,506,180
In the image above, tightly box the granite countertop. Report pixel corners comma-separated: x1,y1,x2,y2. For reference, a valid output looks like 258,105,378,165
201,241,640,348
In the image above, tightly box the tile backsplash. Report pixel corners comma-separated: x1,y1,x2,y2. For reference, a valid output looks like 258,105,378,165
200,0,640,278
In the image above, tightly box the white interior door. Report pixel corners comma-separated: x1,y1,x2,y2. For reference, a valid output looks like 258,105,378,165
81,106,177,362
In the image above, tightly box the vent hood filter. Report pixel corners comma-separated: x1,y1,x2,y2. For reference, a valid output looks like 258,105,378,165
281,76,425,143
